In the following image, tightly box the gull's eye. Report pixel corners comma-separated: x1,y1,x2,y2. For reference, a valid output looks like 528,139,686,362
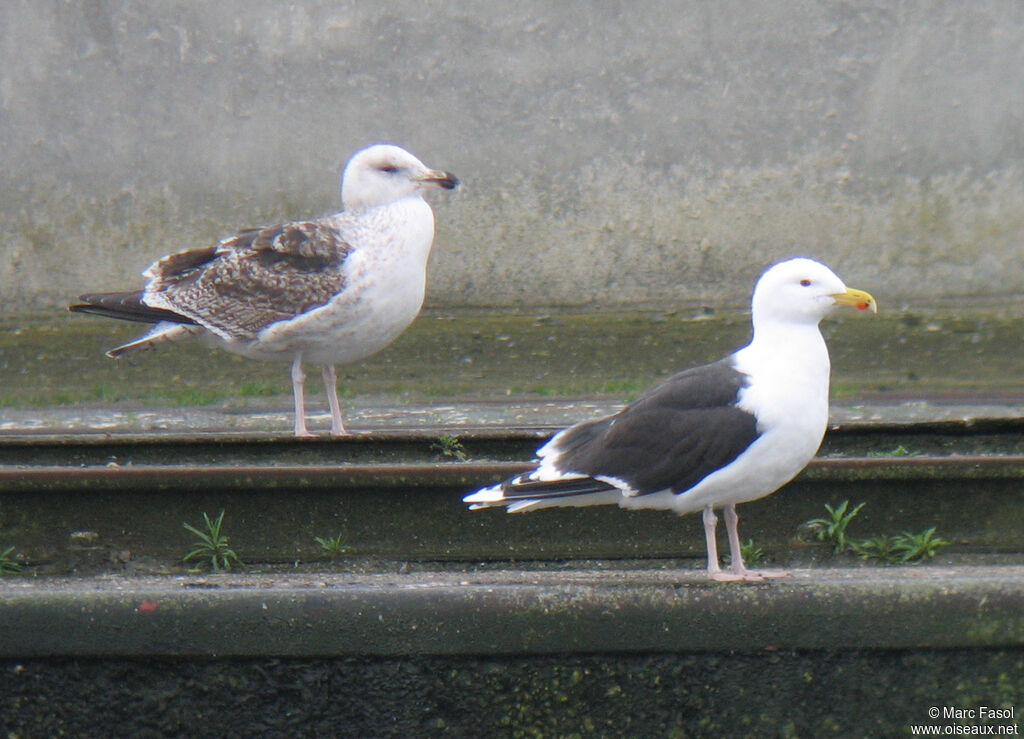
379,164,400,174
799,279,812,287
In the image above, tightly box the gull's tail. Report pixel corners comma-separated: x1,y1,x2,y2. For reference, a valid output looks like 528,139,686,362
463,473,619,513
70,291,201,357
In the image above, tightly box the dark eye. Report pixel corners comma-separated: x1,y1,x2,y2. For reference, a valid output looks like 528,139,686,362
379,165,400,174
800,279,812,287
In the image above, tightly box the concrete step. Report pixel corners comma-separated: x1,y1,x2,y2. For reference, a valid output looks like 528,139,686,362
0,453,1021,571
0,413,1022,572
2,569,1021,739
1,565,1022,658
1,417,1021,735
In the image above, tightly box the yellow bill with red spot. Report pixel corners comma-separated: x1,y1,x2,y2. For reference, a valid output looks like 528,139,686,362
831,288,877,313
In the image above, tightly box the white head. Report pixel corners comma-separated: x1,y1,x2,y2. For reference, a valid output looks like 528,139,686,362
750,257,877,329
340,144,459,210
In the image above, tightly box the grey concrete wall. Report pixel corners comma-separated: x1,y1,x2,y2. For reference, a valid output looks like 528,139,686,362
3,1,1023,311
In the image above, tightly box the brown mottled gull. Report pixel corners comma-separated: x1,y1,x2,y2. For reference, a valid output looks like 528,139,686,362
70,144,459,437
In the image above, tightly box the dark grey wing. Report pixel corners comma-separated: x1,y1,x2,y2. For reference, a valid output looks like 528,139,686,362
145,220,354,340
550,357,760,495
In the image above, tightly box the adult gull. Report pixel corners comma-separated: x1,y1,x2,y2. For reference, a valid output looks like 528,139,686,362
464,257,877,580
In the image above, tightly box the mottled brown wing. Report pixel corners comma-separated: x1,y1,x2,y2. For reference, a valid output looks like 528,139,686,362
246,221,348,262
146,221,353,341
148,245,221,282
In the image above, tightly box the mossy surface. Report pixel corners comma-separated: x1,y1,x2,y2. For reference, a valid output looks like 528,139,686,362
2,307,1022,411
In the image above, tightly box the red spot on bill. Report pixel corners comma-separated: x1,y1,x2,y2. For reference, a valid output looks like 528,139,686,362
137,599,159,614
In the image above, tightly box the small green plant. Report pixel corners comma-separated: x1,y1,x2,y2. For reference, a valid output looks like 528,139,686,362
725,538,765,567
740,538,766,567
866,445,918,458
805,500,865,553
851,534,903,563
183,510,240,572
852,528,950,564
431,434,468,461
808,500,953,565
314,532,351,557
891,527,951,563
0,545,22,575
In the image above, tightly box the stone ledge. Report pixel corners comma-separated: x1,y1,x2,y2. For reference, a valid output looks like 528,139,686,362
1,565,1021,658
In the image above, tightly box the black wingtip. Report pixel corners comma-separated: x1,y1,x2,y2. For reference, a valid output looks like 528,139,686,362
497,475,618,501
68,291,195,326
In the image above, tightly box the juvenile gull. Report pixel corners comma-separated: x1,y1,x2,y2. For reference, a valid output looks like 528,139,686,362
464,258,877,581
71,144,458,437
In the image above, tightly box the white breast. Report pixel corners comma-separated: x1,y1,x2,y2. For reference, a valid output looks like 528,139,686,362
243,196,436,365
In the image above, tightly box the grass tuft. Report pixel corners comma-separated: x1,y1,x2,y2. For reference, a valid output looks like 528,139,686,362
0,545,22,575
182,510,240,572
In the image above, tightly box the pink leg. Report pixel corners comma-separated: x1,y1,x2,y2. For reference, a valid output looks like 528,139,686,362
291,355,314,437
322,365,348,437
702,506,726,578
724,504,788,580
705,506,749,581
724,504,749,575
